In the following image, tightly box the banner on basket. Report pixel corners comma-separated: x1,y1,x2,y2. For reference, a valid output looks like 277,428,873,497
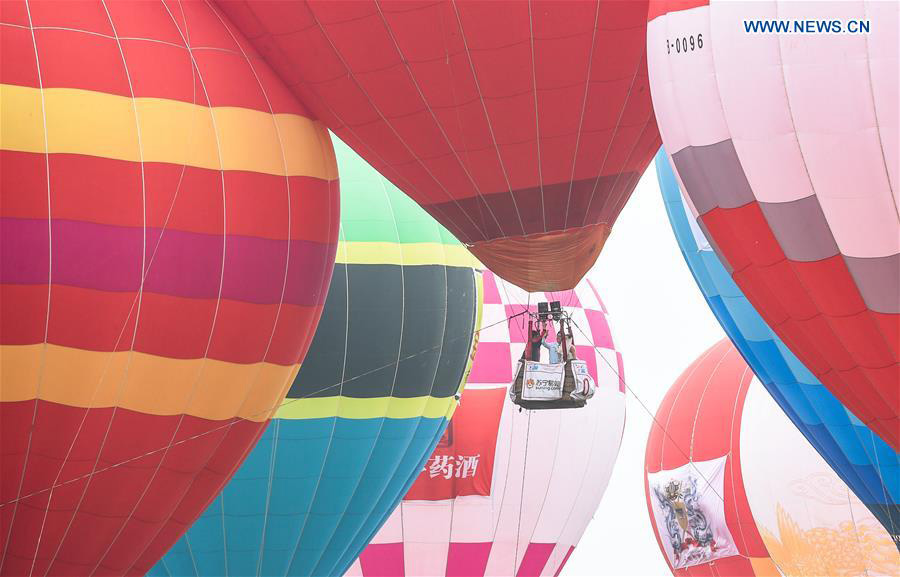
569,359,595,399
521,362,565,400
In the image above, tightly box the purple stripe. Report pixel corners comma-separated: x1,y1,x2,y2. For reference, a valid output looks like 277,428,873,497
845,254,900,314
759,195,839,262
672,140,754,214
0,218,333,306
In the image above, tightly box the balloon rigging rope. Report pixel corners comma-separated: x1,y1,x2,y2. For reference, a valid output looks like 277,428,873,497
512,410,533,574
2,308,725,513
568,319,725,505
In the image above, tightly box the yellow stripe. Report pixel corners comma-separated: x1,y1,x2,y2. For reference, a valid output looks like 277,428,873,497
0,84,337,179
448,269,485,420
272,272,483,422
1,344,298,422
274,394,455,420
335,241,480,267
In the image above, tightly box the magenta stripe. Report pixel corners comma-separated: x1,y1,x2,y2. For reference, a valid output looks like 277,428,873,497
516,543,556,577
546,289,580,308
358,543,405,577
1,217,333,306
446,542,492,577
482,271,503,305
616,352,626,393
587,279,608,313
468,341,513,384
584,309,613,350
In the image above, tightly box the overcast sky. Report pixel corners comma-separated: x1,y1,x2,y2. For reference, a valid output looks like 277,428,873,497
563,162,725,576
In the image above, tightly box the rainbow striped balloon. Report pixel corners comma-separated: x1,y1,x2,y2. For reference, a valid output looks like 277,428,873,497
0,2,338,574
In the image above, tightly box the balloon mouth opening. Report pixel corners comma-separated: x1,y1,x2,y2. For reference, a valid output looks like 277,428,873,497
468,224,612,292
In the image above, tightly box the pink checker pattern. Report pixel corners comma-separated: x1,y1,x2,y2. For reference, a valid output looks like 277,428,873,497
346,270,626,577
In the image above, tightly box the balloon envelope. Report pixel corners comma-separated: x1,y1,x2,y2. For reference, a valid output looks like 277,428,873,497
346,270,626,577
217,0,661,292
645,340,897,576
0,2,338,574
149,138,479,577
656,149,899,544
741,378,899,576
647,0,899,448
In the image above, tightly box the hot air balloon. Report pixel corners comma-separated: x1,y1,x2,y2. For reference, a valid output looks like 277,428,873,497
147,137,480,577
214,0,662,292
0,2,338,575
741,379,899,576
345,270,626,577
647,1,899,449
645,340,898,576
656,149,899,544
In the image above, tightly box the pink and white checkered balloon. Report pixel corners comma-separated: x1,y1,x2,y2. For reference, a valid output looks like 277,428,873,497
346,270,626,577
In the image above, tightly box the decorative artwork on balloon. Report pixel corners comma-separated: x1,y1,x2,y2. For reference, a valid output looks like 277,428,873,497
740,379,899,577
647,458,738,569
645,340,778,577
647,339,898,577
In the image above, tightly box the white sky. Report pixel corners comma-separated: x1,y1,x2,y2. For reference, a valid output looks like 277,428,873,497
563,162,725,576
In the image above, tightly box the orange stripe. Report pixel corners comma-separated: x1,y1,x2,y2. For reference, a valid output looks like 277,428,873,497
0,84,339,179
1,344,299,421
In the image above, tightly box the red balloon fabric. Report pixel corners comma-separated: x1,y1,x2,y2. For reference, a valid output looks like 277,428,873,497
217,0,661,291
0,1,339,574
644,340,777,576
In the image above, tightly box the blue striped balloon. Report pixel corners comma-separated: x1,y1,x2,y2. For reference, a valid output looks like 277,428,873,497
656,148,898,543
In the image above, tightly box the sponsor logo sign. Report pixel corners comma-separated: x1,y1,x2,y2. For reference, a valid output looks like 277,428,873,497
521,362,565,400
